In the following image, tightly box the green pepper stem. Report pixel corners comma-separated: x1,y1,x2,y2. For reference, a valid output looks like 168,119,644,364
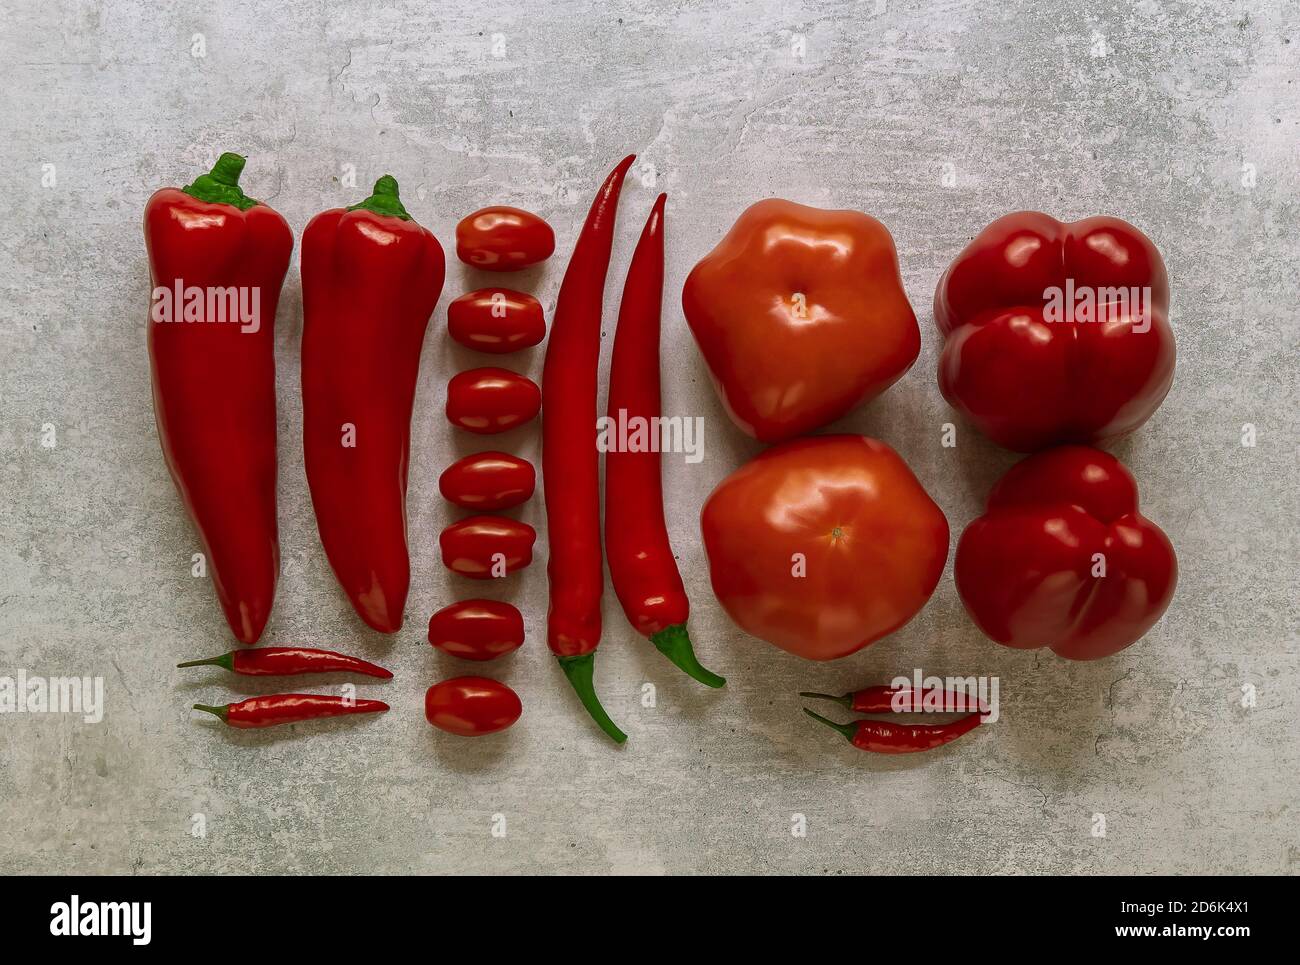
192,703,229,722
557,652,627,744
803,708,856,742
177,652,235,671
650,624,725,688
347,175,412,221
182,152,259,211
798,691,851,708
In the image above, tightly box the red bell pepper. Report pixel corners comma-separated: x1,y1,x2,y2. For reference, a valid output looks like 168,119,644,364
145,153,293,644
934,212,1175,452
955,445,1177,660
301,176,445,632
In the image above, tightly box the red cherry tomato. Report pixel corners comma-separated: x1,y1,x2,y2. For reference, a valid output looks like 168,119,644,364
446,367,540,434
428,599,525,660
448,289,546,353
439,451,535,511
455,206,555,271
425,676,522,736
701,435,949,661
439,515,536,578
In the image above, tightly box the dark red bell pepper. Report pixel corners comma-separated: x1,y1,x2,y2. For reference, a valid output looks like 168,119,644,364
145,153,292,644
301,176,445,633
935,212,1175,452
955,445,1177,660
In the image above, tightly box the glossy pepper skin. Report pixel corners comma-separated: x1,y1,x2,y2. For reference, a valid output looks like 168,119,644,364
955,445,1177,660
439,515,536,578
192,694,389,729
605,194,723,689
177,647,392,679
301,177,445,633
145,153,292,644
701,435,948,661
683,200,919,443
935,212,1175,452
542,155,635,743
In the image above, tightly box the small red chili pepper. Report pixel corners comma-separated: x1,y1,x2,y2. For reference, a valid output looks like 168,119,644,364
177,647,392,679
800,686,987,715
802,708,982,754
192,694,389,729
542,155,636,743
801,686,986,754
604,193,722,689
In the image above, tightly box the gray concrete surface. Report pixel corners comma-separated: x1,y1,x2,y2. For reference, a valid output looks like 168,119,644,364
1,0,1297,875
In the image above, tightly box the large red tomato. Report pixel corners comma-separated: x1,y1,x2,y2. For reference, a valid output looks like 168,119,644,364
700,435,948,660
683,200,919,443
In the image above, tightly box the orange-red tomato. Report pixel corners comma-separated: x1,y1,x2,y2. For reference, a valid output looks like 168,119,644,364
445,367,540,433
455,206,555,271
425,676,522,736
447,288,546,353
683,200,919,443
439,451,535,511
428,599,525,661
700,435,948,661
439,515,536,578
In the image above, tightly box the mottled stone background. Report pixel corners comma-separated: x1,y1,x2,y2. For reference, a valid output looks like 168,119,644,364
1,0,1296,874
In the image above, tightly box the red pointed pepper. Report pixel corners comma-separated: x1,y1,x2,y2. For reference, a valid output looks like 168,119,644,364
542,155,635,743
193,694,389,729
301,176,446,633
177,647,392,678
605,194,723,689
145,153,292,644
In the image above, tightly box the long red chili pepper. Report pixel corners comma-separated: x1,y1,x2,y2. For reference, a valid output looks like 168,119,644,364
145,152,292,644
192,694,389,729
177,647,392,679
301,176,445,633
803,708,982,754
800,686,986,714
542,155,635,743
605,194,723,689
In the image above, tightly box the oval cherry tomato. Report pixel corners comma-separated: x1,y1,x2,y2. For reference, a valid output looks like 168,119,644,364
455,206,555,271
439,515,536,578
447,289,546,353
701,435,949,661
428,599,525,660
439,451,535,511
425,676,522,736
446,367,540,434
